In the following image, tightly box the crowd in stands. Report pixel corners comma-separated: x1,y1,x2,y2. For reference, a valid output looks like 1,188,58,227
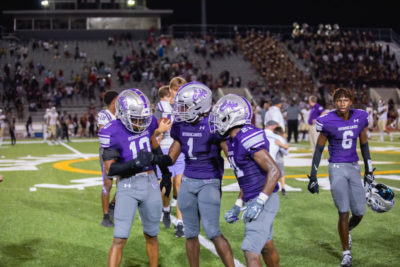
1,27,399,138
235,29,315,103
288,23,400,106
111,33,243,103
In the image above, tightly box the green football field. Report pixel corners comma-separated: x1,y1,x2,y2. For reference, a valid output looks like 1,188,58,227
0,136,399,267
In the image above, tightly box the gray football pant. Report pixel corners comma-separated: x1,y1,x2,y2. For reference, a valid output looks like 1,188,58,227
113,173,162,238
329,162,366,216
242,193,279,254
178,176,222,239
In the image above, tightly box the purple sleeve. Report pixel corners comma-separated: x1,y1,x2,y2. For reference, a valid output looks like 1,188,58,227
98,122,119,151
315,116,327,135
241,130,269,158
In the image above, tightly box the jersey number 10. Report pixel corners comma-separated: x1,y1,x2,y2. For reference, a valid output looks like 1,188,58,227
129,137,151,159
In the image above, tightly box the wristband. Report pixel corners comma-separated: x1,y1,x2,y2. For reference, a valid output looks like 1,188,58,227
235,198,243,208
367,159,373,173
258,192,269,204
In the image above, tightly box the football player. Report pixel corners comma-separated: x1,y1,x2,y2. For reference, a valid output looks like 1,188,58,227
307,88,374,267
97,90,119,227
153,82,235,267
99,89,171,267
0,109,5,146
154,82,185,237
210,94,281,267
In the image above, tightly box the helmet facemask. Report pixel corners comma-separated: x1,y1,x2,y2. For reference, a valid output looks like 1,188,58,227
116,89,152,133
173,82,212,123
209,94,252,136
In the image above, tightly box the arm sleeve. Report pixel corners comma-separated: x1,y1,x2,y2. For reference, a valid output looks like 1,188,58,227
108,159,140,177
360,142,373,173
310,144,325,177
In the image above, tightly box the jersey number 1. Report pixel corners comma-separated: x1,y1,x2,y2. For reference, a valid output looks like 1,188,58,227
229,156,244,178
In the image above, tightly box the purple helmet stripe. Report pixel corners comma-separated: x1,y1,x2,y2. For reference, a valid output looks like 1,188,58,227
241,96,252,120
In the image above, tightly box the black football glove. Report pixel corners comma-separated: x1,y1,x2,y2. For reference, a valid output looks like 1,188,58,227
153,154,173,169
307,175,319,194
134,150,154,169
160,170,172,197
364,168,375,185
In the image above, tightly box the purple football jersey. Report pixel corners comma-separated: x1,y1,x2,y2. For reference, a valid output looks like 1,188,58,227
226,124,279,202
99,115,158,172
308,103,324,125
170,116,224,179
316,109,368,163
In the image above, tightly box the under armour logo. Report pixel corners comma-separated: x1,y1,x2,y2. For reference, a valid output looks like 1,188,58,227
124,184,131,188
199,126,205,130
353,119,359,123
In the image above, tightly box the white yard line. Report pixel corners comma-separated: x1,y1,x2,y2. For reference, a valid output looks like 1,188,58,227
170,214,245,267
59,142,89,159
1,138,99,144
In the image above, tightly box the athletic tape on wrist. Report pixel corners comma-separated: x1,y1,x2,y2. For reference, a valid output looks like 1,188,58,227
258,192,269,204
235,198,243,208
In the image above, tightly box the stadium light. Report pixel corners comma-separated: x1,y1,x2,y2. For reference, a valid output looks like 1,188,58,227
41,0,49,7
127,0,136,7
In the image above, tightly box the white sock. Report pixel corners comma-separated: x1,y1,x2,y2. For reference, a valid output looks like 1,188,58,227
380,131,384,141
343,250,350,255
163,206,170,212
389,132,393,141
176,219,183,225
0,137,2,146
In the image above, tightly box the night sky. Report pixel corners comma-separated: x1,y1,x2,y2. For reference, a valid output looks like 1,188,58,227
1,0,399,33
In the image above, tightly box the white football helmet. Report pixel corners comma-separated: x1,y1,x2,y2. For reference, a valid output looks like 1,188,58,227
116,88,152,133
173,82,212,123
209,94,252,135
366,182,395,213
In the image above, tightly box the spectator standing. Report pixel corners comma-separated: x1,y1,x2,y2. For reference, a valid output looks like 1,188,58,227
387,99,398,137
73,113,79,136
43,108,50,142
366,104,375,139
308,95,325,153
260,101,269,129
60,111,70,142
0,109,5,146
377,99,388,142
7,112,16,145
88,113,96,138
299,105,310,142
264,96,285,132
286,99,302,143
26,116,33,138
80,114,88,137
48,107,59,144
